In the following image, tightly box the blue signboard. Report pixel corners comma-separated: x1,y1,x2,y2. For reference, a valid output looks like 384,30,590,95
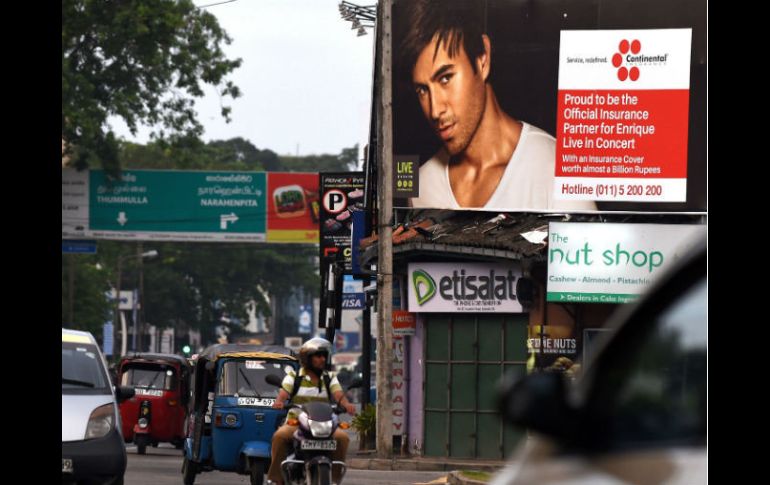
298,305,313,334
62,240,97,254
341,293,365,310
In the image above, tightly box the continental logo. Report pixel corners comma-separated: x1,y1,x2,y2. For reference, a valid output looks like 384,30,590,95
412,269,518,304
612,39,669,81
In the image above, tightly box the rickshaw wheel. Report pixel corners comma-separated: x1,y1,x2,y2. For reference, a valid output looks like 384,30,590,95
182,457,197,485
249,460,265,485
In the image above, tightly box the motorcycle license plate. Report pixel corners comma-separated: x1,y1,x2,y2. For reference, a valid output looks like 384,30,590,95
300,440,337,451
62,458,73,473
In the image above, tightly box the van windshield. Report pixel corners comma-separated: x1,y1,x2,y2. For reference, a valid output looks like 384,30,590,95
218,360,293,397
62,342,110,395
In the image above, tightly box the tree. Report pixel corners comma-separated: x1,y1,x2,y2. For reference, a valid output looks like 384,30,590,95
61,254,113,336
62,0,241,175
277,144,360,172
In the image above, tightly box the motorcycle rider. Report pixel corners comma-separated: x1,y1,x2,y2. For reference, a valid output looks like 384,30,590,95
268,337,356,485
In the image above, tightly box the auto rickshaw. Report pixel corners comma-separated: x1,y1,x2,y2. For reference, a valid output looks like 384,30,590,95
117,352,192,454
182,344,299,485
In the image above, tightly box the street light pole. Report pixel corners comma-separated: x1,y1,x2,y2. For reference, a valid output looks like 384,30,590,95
113,248,158,358
113,255,124,359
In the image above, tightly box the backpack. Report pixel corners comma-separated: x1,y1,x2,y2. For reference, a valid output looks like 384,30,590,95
289,370,333,403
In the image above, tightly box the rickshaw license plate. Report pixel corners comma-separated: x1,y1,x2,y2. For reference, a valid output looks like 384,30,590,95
300,440,337,451
135,388,163,397
237,397,275,407
62,458,73,473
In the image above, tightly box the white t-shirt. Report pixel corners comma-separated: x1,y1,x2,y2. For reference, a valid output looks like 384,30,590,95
408,122,597,211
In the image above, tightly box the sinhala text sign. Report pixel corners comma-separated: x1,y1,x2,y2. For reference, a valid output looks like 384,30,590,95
408,262,524,313
547,222,705,303
62,168,320,243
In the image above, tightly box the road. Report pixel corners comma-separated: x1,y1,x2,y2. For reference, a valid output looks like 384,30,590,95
125,445,448,485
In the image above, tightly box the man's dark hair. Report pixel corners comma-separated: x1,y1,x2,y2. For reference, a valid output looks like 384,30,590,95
395,0,487,85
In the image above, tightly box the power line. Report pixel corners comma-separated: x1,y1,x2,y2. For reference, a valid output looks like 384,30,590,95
196,0,238,9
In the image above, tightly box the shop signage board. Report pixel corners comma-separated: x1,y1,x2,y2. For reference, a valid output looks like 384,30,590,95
407,262,524,313
392,310,415,336
547,222,705,303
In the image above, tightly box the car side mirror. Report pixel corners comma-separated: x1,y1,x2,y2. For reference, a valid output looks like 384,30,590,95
265,374,283,387
498,371,578,442
115,385,135,403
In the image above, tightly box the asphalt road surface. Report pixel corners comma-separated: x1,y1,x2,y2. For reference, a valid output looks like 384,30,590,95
125,444,449,485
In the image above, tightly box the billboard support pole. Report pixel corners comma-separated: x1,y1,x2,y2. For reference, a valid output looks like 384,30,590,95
375,0,394,459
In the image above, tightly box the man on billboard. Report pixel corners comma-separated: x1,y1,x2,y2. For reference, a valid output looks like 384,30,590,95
396,0,596,211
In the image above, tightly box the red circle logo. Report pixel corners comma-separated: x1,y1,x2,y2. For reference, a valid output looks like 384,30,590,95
617,67,628,81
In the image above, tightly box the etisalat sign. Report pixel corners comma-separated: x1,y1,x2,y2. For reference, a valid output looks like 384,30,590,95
407,263,524,313
547,222,705,303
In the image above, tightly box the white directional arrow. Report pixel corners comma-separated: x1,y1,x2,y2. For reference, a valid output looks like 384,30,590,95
220,212,239,230
117,212,128,226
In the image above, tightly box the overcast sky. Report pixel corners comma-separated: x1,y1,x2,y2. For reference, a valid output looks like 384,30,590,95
109,0,375,161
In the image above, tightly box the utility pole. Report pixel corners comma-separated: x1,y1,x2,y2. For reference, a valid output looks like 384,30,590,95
137,241,145,352
375,0,394,459
68,254,75,324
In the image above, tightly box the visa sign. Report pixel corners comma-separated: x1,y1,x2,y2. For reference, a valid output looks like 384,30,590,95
341,293,365,310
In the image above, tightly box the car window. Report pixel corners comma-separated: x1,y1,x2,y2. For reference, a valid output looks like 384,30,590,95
606,277,706,447
62,342,111,395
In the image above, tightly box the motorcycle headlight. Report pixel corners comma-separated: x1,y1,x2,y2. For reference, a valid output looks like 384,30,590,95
85,404,115,439
138,417,149,428
308,419,333,438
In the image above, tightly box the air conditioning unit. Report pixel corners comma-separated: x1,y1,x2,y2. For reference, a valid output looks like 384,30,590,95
284,336,303,350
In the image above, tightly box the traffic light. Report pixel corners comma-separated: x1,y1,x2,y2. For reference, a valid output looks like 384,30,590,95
182,345,191,356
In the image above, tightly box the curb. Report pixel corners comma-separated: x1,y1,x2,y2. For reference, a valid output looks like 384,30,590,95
348,457,503,474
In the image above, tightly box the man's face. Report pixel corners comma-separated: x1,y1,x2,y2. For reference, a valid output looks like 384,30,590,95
310,353,326,369
412,34,487,156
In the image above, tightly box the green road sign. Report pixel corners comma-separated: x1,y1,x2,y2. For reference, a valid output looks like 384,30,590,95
89,170,267,241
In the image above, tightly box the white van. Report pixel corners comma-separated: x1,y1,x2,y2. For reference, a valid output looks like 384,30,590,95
62,328,134,485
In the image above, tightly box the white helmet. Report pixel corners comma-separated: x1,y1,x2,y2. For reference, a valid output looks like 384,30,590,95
298,337,332,368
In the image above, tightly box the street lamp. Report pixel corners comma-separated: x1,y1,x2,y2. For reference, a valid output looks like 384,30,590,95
114,248,158,357
338,1,376,36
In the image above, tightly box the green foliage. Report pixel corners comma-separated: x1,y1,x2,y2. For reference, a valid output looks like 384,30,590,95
62,254,112,336
278,143,360,172
351,403,376,437
62,0,241,175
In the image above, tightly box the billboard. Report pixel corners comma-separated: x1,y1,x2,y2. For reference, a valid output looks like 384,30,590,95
62,168,321,243
319,172,365,272
546,222,705,303
266,172,320,243
391,0,706,212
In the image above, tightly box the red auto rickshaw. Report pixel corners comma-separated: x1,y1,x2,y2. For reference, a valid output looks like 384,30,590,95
118,353,192,454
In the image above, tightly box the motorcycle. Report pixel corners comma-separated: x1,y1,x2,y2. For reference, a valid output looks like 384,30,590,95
264,374,361,485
